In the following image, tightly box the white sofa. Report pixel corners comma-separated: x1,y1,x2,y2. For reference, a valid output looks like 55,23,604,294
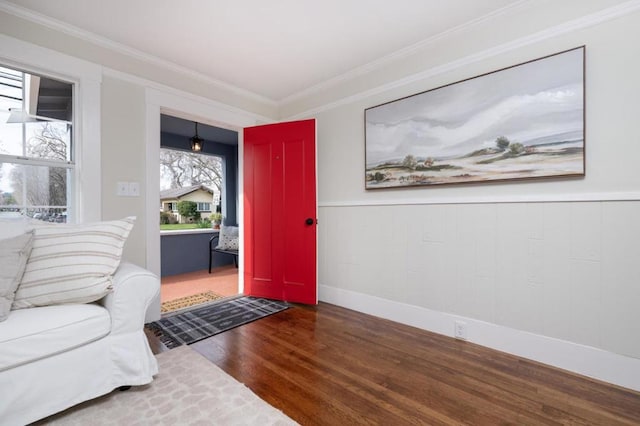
0,262,160,425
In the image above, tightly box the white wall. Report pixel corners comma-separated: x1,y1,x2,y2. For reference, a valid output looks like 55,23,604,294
101,77,147,266
308,6,640,390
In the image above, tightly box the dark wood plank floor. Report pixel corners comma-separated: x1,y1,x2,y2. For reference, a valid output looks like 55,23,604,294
149,302,640,425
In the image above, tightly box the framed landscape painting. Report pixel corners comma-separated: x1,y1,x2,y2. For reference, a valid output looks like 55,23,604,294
364,46,585,189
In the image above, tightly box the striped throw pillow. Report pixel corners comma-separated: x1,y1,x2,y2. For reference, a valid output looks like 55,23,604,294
11,217,135,309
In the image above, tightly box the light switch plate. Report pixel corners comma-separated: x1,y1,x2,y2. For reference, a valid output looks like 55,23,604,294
117,182,129,196
129,182,140,197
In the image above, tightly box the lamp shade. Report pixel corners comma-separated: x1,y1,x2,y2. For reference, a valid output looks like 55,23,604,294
191,135,203,151
190,122,203,151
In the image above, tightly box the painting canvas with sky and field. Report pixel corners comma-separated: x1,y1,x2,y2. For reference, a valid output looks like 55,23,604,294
364,46,585,189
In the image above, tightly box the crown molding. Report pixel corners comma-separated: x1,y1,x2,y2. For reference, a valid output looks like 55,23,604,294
285,0,640,119
279,0,531,106
3,0,640,118
104,67,274,124
0,1,277,107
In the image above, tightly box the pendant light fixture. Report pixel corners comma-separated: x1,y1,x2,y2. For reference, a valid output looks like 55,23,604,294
190,122,203,152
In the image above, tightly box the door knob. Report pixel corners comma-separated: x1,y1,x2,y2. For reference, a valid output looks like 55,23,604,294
305,218,314,225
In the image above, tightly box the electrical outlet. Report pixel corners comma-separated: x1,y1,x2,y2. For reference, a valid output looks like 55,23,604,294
454,321,467,340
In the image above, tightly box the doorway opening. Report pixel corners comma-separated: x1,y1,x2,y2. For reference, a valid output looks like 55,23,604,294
158,113,240,314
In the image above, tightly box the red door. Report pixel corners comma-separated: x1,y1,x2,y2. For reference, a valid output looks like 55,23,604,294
243,119,317,304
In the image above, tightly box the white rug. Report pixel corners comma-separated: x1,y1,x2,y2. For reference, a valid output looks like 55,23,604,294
39,346,297,425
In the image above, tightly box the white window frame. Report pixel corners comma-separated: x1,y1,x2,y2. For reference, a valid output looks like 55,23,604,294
196,202,211,212
0,34,102,223
0,67,75,218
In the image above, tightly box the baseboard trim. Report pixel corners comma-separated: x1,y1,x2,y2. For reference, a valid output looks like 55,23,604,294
318,284,640,392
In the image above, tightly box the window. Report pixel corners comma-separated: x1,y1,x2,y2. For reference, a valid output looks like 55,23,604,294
0,64,73,222
197,202,211,212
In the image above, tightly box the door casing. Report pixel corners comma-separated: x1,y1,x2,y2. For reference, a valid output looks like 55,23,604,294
144,89,263,321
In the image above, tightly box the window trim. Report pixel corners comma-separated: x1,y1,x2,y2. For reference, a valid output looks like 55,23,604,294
0,70,75,215
0,34,102,223
196,202,211,212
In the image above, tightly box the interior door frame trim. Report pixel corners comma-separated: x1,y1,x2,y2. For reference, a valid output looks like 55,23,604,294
144,88,264,320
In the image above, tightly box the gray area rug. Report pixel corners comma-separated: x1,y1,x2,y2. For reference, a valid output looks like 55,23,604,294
146,296,290,349
38,345,297,425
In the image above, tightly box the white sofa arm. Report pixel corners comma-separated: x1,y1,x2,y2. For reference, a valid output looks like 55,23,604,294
99,262,160,335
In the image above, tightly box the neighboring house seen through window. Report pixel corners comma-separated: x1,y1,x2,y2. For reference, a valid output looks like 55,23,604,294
159,146,223,227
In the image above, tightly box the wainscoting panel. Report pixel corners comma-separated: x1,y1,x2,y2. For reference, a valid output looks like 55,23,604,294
318,200,640,389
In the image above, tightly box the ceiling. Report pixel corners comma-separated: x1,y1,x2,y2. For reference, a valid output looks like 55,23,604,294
4,0,520,103
161,114,238,145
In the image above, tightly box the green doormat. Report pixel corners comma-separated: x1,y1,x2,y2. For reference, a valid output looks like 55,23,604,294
146,296,290,349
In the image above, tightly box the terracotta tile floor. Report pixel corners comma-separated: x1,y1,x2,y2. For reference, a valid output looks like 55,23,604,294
160,266,239,303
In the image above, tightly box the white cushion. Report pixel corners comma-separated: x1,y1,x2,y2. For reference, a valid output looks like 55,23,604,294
0,217,31,240
216,225,239,250
12,217,135,309
0,232,34,321
0,303,111,371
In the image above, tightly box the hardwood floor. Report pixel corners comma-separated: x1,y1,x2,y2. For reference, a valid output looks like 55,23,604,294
151,303,640,425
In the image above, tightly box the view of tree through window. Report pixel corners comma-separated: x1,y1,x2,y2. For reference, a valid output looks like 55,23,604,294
159,147,223,228
160,149,222,193
0,65,73,222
